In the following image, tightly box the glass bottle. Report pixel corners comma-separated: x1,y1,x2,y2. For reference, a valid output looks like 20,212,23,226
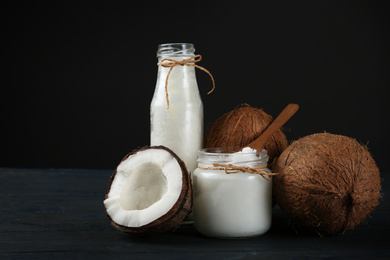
150,43,203,174
193,147,273,238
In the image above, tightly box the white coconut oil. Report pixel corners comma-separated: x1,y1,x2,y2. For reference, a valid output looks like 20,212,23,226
193,147,273,238
150,43,203,174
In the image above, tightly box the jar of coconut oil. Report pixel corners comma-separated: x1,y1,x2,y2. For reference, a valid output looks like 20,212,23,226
193,147,273,238
150,43,203,174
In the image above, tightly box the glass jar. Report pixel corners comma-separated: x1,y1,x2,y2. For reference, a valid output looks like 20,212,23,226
150,43,203,174
193,147,273,239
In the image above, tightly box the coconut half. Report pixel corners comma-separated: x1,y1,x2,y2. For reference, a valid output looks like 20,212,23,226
103,146,192,234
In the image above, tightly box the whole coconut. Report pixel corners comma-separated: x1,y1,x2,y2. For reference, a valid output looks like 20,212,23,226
273,133,381,235
204,104,288,167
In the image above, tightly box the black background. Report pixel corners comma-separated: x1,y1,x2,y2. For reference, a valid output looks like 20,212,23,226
2,0,389,171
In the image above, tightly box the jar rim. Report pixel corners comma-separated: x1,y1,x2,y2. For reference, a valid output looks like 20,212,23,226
199,147,267,155
197,147,269,166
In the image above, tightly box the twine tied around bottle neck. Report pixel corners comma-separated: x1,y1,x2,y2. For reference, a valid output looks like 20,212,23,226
198,163,277,181
157,55,215,109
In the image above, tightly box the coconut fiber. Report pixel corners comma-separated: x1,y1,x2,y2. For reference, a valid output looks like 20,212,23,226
273,133,381,235
204,104,287,168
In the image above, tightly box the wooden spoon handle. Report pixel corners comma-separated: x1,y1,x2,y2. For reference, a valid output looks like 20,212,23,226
247,103,299,151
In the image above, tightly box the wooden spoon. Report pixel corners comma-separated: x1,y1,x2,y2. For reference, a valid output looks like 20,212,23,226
242,103,299,152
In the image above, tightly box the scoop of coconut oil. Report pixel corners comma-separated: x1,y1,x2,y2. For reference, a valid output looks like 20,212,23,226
193,147,272,238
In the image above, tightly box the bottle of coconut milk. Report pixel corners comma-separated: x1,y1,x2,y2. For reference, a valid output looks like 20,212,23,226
150,43,203,174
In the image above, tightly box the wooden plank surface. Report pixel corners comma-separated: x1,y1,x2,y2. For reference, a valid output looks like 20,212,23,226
0,168,389,259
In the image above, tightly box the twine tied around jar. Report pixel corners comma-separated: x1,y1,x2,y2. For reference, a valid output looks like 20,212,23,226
157,55,215,109
198,163,278,181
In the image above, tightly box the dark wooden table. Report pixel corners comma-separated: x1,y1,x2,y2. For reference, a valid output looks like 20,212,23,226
1,168,389,259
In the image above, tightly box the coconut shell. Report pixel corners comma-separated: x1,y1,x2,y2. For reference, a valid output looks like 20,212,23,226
273,133,381,235
204,104,288,168
105,146,192,235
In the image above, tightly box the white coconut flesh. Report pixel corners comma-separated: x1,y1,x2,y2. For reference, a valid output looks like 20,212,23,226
104,148,184,228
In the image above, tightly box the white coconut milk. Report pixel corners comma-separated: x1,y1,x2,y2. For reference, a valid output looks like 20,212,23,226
193,147,273,238
150,43,203,174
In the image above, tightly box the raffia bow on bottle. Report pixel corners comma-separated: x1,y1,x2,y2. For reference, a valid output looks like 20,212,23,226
157,55,215,109
198,163,278,181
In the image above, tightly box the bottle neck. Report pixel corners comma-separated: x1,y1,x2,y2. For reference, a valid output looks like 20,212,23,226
157,55,194,63
155,43,197,86
156,55,198,87
154,55,200,109
153,43,201,108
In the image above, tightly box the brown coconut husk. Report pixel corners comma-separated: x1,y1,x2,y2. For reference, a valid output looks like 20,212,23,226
273,133,381,235
204,104,288,168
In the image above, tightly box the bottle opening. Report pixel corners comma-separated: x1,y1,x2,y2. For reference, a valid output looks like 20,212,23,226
157,43,195,57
